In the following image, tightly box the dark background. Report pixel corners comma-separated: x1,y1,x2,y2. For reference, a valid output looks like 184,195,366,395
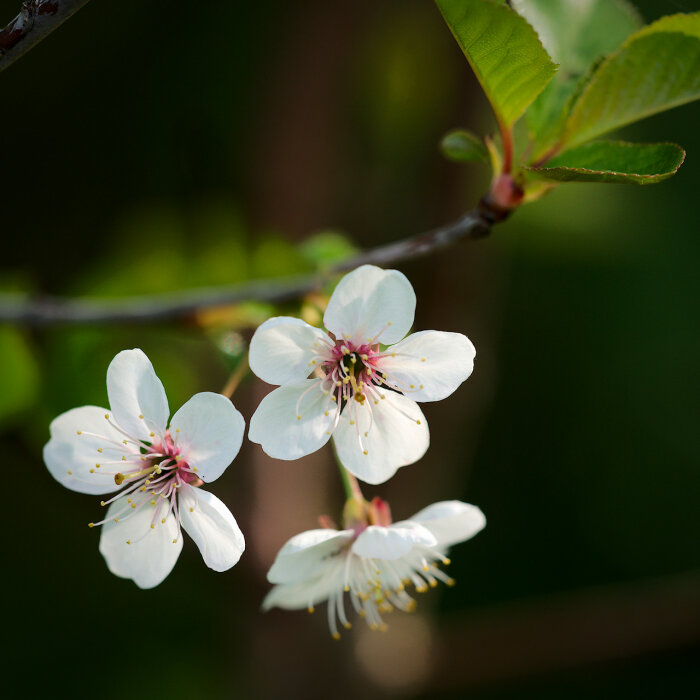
0,1,698,698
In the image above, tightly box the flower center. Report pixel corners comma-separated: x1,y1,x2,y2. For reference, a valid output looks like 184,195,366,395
77,415,201,544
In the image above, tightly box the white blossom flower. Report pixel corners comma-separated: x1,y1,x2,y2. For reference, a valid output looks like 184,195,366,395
248,265,476,484
262,499,485,637
43,349,246,589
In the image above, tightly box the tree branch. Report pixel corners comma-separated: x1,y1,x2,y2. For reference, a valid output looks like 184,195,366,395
0,207,496,326
0,1,91,73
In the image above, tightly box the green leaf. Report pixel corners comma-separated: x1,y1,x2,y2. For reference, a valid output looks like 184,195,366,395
526,140,685,184
563,13,700,148
435,0,557,128
519,0,642,158
440,128,489,163
299,231,358,268
513,0,642,76
0,327,39,430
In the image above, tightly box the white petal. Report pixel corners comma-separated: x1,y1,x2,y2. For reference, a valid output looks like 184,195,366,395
323,265,416,346
379,330,476,402
106,349,169,441
262,576,337,611
179,486,245,572
332,392,429,484
248,380,334,460
409,500,486,547
352,522,437,560
249,316,331,386
43,405,135,495
169,392,245,483
267,528,353,584
98,495,182,589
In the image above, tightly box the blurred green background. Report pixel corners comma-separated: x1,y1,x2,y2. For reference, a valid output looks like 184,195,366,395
1,1,698,698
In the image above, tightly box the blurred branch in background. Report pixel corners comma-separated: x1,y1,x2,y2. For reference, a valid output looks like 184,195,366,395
0,0,91,71
432,572,700,691
0,209,493,326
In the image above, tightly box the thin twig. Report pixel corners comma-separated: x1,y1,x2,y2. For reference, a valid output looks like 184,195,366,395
0,1,92,73
0,208,496,326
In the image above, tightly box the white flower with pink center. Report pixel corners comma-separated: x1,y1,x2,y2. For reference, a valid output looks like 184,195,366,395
43,349,246,589
263,500,486,637
248,265,476,484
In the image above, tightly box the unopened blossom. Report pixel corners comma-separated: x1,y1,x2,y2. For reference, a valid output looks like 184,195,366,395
43,349,246,589
263,499,485,637
248,265,476,484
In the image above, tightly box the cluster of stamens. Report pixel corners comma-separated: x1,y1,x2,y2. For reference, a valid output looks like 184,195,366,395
295,322,427,456
73,414,201,545
310,535,455,639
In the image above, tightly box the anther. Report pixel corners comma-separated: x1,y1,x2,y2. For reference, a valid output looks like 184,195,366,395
67,470,73,475
149,432,155,437
126,540,131,544
88,523,94,528
307,606,315,614
150,524,155,529
104,414,109,420
89,469,95,474
100,501,105,507
332,632,341,641
296,415,302,420
189,507,194,513
76,430,82,435
97,448,103,453
416,420,421,425
139,414,144,419
421,357,426,362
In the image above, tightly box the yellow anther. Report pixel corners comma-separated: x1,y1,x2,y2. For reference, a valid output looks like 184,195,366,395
409,384,415,389
100,501,105,507
391,353,396,358
360,354,368,361
104,414,109,420
122,440,128,445
344,585,350,592
429,580,438,588
138,414,144,419
324,411,329,416
172,539,177,544
325,431,331,435
95,463,100,469
419,384,424,389
296,415,302,420
446,578,456,587
89,469,95,474
150,524,155,529
88,523,94,528
363,450,368,455
126,540,131,544
161,518,166,524
344,622,352,630
127,498,132,503
369,623,378,631
149,432,155,437
442,557,451,565
150,500,156,506
113,518,119,523
421,357,426,362
121,456,126,461
67,470,73,475
380,395,386,400
130,503,137,509
359,610,367,618
374,400,379,405
97,448,103,453
332,632,341,640
307,606,315,614
189,507,194,513
76,430,82,435
192,467,198,472
423,564,429,571
349,420,355,426
175,428,180,432
364,432,368,437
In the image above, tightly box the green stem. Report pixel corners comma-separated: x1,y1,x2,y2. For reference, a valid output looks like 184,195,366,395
333,445,364,502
